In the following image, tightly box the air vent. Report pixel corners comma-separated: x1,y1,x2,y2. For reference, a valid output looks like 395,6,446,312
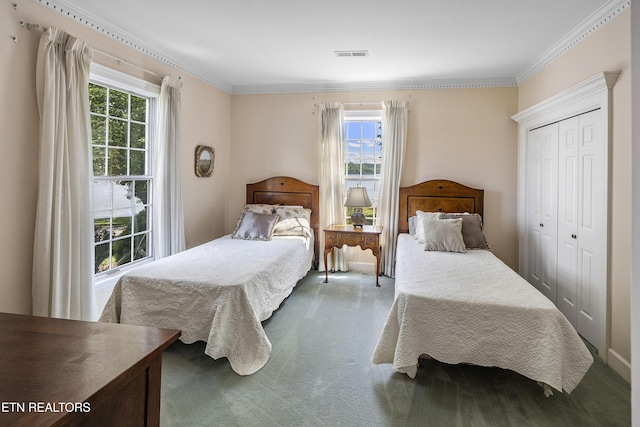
335,50,369,57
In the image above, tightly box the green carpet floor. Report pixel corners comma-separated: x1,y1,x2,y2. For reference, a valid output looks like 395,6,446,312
159,271,631,427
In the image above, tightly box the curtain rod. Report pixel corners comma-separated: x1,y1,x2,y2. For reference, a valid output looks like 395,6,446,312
19,20,164,80
343,102,382,106
314,102,382,108
314,101,408,107
92,50,163,80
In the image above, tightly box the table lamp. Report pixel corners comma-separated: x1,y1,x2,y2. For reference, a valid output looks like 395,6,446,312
344,186,371,228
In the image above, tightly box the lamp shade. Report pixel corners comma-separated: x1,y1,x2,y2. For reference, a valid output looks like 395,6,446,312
344,187,371,207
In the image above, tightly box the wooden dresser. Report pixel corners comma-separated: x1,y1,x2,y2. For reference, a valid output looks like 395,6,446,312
0,313,180,426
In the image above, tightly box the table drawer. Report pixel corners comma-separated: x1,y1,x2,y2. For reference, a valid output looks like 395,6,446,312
325,231,340,245
364,235,379,250
339,233,365,247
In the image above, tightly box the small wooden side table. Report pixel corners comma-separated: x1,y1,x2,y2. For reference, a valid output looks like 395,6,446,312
323,224,383,287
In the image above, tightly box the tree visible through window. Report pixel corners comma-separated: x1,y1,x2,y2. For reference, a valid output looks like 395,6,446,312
344,112,382,225
89,82,153,275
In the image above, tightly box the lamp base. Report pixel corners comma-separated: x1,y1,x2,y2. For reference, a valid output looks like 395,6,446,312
351,209,366,228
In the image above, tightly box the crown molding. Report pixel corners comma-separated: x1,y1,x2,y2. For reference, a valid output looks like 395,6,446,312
37,0,628,94
516,0,630,85
231,77,517,95
35,0,233,93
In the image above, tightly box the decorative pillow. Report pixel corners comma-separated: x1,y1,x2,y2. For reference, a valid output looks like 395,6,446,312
415,211,443,243
242,204,277,215
441,213,490,249
232,211,279,240
423,218,466,253
408,216,416,236
273,207,312,237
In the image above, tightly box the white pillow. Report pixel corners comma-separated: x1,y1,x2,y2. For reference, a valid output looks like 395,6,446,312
414,211,443,243
272,207,311,237
423,218,466,253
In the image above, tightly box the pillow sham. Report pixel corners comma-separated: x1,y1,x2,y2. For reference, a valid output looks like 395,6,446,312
423,218,466,253
232,211,279,241
414,211,443,243
408,216,416,236
242,204,277,215
441,213,490,249
272,207,312,237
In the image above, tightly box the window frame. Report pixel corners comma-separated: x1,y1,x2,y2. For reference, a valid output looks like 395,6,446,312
90,63,160,288
343,110,383,225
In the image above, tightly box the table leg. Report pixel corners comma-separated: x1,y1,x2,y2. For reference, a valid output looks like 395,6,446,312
323,248,330,283
375,253,381,287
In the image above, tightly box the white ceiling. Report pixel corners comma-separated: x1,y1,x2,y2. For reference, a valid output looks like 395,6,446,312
49,0,625,93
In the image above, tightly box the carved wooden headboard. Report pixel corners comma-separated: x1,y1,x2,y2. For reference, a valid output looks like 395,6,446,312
398,179,484,233
246,176,320,268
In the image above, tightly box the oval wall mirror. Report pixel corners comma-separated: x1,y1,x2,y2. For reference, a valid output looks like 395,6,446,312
195,145,215,177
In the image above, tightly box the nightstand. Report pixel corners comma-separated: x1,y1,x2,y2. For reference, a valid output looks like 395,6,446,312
323,225,383,287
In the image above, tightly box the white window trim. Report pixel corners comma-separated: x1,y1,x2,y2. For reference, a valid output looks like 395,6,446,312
90,63,160,288
343,109,383,224
90,63,160,98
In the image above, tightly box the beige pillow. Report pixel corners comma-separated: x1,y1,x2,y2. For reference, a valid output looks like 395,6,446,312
273,207,312,237
423,218,466,253
441,213,490,249
242,204,277,215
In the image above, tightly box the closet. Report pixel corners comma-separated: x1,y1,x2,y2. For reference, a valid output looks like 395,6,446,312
512,71,618,358
525,110,605,350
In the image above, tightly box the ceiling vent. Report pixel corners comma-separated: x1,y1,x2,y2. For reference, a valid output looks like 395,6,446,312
335,50,369,57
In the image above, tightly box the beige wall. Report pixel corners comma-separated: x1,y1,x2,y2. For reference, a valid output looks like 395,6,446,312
230,87,519,269
0,2,231,315
0,0,630,375
518,10,631,365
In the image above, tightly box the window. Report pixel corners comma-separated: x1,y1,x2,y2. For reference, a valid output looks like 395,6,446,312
343,111,382,225
89,65,159,279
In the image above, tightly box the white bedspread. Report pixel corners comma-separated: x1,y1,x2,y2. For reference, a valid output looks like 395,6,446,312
372,234,593,393
100,234,313,375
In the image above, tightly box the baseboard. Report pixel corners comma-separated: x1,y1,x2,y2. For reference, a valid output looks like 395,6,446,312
607,348,631,383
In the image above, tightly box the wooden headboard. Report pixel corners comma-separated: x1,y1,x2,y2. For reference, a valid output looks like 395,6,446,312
246,176,320,268
398,179,484,233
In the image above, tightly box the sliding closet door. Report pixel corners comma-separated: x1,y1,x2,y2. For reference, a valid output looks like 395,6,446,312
526,123,558,303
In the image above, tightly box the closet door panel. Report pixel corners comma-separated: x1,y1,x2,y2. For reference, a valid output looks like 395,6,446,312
540,124,558,302
557,117,579,325
527,128,543,290
526,123,558,302
576,110,604,346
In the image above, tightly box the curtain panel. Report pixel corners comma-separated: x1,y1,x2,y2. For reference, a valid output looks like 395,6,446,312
318,102,347,272
377,100,408,278
154,77,186,258
32,27,97,320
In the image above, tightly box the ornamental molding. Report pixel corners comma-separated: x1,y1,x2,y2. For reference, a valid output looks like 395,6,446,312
38,0,628,94
515,0,629,84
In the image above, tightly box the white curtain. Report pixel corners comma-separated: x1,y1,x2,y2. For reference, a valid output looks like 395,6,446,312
32,27,96,320
154,77,186,258
318,102,347,272
377,100,408,278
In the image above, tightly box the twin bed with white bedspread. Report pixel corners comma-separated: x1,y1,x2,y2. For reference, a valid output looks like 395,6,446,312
100,177,319,375
371,180,593,394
